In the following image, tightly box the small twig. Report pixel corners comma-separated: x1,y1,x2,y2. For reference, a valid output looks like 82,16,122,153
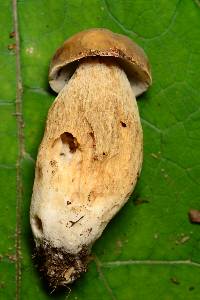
69,216,84,227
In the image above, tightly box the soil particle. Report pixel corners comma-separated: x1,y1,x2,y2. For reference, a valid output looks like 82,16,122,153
34,241,89,289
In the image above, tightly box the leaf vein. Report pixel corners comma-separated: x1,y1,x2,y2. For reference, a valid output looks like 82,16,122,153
102,259,200,268
12,0,24,299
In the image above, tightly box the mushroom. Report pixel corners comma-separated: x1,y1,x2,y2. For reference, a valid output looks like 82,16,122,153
30,28,152,288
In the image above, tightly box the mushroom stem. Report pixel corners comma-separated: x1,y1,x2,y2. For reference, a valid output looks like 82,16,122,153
31,57,143,287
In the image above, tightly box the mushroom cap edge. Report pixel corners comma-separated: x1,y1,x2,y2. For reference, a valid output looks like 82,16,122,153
49,28,152,96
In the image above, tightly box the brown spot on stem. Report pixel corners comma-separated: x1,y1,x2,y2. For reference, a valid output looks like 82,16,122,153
88,228,92,234
89,131,96,148
37,164,43,179
33,215,43,234
88,191,97,201
61,132,79,153
49,160,57,167
120,121,127,127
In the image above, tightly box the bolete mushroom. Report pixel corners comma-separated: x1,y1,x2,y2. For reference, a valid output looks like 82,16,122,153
30,28,152,288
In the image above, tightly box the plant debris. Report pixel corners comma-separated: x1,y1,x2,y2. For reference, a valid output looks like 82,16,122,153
8,43,16,51
9,31,15,38
7,254,17,262
134,198,149,206
170,277,180,285
150,153,158,159
188,209,200,224
175,235,190,245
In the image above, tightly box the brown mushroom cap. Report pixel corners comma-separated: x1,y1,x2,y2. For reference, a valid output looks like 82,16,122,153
49,28,152,96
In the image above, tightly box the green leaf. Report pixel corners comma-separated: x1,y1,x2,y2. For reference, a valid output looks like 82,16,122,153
1,0,200,299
